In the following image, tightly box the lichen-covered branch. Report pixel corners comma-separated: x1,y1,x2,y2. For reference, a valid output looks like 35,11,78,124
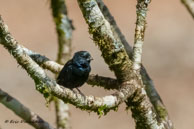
22,47,63,74
54,98,70,129
22,46,118,90
21,36,172,128
50,0,73,128
126,87,164,129
0,16,135,114
181,0,194,18
132,0,150,71
77,0,165,128
0,88,54,129
96,0,133,58
96,0,173,127
141,67,174,129
132,0,173,128
77,0,133,82
51,0,73,64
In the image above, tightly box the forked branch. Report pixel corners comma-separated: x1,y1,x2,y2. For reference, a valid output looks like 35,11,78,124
0,16,135,114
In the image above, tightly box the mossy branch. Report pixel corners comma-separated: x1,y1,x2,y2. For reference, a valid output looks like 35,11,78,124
132,0,173,128
0,88,54,129
132,0,149,71
22,45,118,90
0,15,135,114
96,0,133,58
9,46,173,128
77,0,166,128
51,0,73,65
77,0,133,82
50,0,73,128
96,0,173,127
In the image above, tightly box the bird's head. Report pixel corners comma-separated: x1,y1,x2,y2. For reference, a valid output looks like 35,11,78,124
73,51,93,63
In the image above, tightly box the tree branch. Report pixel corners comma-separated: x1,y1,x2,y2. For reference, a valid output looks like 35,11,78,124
181,0,194,19
77,0,165,128
132,0,148,71
0,88,54,129
21,35,172,128
22,46,118,90
0,15,135,114
22,47,63,74
50,0,73,128
88,74,119,90
77,0,133,82
96,0,133,58
129,0,173,128
135,0,173,128
54,98,70,129
96,0,173,128
51,0,73,64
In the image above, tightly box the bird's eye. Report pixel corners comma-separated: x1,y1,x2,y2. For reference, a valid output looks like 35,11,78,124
82,55,88,59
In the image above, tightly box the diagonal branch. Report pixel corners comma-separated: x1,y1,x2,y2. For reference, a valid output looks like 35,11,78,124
77,0,164,128
77,0,133,82
96,0,133,58
96,1,172,126
22,47,63,74
130,0,174,128
181,0,194,19
0,88,54,129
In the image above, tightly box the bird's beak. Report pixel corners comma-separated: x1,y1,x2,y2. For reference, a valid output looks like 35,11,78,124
90,57,94,61
87,57,93,62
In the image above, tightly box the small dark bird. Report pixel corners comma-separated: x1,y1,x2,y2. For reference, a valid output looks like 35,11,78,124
57,51,93,94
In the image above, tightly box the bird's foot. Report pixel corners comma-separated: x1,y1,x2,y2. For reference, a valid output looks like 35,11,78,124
70,88,86,99
76,88,85,96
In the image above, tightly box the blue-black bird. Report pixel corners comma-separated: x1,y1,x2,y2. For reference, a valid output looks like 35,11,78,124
57,51,93,93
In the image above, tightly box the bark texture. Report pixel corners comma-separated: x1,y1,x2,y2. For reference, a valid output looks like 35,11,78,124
0,89,54,129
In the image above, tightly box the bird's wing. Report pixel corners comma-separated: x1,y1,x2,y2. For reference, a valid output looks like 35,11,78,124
56,60,73,86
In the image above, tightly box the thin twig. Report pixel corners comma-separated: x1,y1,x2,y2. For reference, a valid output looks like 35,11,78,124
0,88,54,129
132,0,150,71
